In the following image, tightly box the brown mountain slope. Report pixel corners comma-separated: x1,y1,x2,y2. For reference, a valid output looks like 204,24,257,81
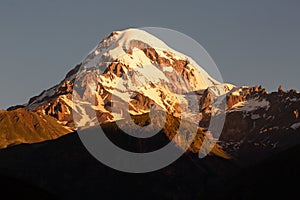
0,108,71,148
98,112,230,159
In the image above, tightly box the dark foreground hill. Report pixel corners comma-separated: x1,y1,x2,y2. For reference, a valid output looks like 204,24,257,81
0,129,299,200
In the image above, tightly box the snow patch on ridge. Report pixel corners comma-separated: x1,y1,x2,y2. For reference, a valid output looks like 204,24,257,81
229,98,270,113
291,122,300,130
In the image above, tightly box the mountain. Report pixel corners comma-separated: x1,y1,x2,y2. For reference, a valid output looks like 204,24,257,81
2,28,300,158
1,28,300,199
3,28,234,150
1,27,300,161
25,29,234,129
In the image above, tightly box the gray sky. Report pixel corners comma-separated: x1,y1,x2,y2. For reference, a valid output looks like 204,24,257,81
1,0,300,109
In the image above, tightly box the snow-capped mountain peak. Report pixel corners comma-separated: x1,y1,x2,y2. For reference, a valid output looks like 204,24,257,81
24,28,233,129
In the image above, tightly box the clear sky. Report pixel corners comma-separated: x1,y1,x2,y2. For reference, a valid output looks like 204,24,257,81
1,0,300,109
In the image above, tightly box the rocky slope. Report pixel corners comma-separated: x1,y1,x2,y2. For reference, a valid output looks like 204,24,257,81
223,86,300,163
196,84,300,163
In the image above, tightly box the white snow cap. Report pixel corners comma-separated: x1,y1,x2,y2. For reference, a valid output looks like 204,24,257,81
87,28,223,90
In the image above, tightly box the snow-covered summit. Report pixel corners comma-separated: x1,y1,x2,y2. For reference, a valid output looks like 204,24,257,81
26,28,234,128
83,28,222,91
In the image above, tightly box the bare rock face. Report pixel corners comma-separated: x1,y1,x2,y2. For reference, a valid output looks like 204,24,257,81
129,93,155,112
29,84,74,128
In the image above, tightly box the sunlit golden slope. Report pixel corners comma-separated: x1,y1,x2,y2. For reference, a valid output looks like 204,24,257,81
0,108,71,148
